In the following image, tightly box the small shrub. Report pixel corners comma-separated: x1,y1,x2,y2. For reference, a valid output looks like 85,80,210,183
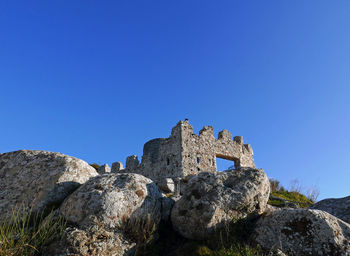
269,178,286,193
0,206,66,256
305,186,320,202
269,178,318,206
289,179,302,193
207,218,256,251
124,213,158,255
89,163,100,170
196,245,212,256
210,243,263,256
165,193,174,198
269,179,280,192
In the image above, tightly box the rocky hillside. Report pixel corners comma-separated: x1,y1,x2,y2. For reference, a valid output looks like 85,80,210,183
1,150,350,256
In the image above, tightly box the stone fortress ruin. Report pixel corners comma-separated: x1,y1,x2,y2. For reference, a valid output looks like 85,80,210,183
112,120,256,183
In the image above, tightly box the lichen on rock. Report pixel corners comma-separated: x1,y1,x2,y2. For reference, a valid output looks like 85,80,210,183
0,150,99,219
252,208,350,255
171,168,270,240
46,173,163,256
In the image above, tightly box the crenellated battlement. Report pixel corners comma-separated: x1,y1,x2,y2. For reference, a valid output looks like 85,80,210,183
120,120,256,181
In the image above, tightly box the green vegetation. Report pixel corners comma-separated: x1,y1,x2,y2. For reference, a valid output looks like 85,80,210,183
269,190,314,208
159,242,263,256
203,244,263,256
89,163,100,170
268,178,315,208
0,206,66,256
165,193,174,198
124,213,158,255
267,199,285,207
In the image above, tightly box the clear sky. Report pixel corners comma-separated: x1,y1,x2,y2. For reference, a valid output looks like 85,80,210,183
1,1,349,200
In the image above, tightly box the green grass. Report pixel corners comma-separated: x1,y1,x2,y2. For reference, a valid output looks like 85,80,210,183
208,244,263,256
0,206,66,256
269,190,314,208
267,199,285,207
145,240,263,256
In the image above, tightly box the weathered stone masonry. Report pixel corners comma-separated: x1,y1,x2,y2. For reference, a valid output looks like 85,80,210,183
121,120,256,181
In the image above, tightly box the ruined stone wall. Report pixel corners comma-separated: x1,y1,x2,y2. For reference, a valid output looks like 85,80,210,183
137,135,183,180
123,120,256,180
123,124,183,181
179,120,256,177
179,122,217,177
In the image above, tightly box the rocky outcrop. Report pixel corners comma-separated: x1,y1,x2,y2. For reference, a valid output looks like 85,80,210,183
171,168,270,240
49,173,162,256
252,208,350,256
98,163,111,174
310,196,350,224
0,150,98,219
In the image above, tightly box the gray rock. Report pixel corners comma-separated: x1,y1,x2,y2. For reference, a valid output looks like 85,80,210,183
252,208,350,256
310,196,350,224
111,161,124,172
157,178,175,193
171,168,270,240
53,173,162,256
0,150,98,219
160,194,175,221
264,204,281,214
44,226,136,256
160,194,181,222
98,163,111,174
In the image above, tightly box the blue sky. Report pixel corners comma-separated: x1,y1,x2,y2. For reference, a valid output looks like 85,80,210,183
1,1,349,200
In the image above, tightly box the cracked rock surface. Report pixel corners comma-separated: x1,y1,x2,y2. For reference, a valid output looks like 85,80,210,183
46,173,162,256
171,168,270,240
252,208,350,256
0,150,98,219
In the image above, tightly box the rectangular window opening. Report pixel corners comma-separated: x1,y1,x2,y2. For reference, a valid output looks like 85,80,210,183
215,157,235,172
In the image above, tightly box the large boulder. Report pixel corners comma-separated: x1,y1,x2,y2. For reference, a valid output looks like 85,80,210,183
171,168,270,240
49,173,162,256
0,150,98,218
252,208,350,256
310,196,350,224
